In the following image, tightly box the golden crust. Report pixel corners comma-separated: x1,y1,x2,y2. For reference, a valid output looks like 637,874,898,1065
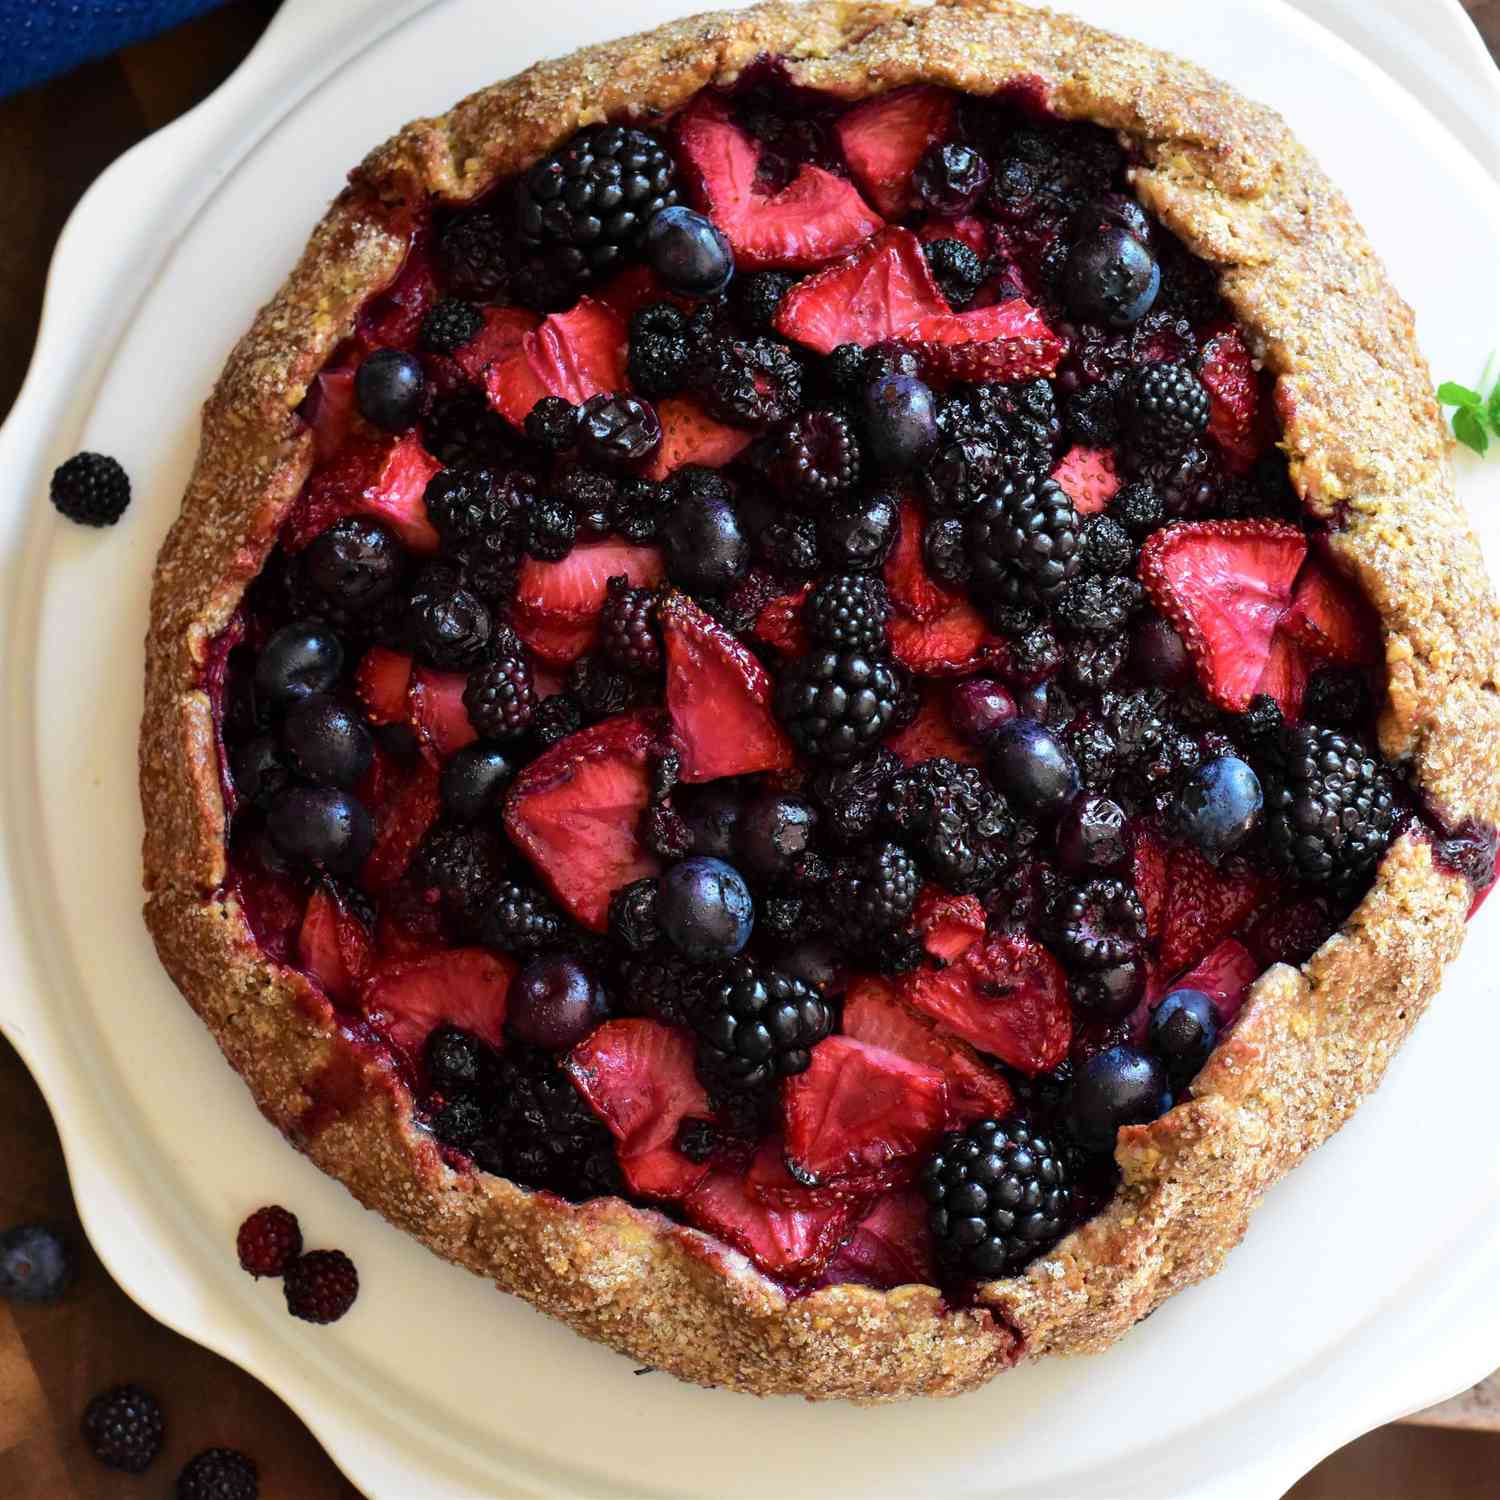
140,0,1500,1398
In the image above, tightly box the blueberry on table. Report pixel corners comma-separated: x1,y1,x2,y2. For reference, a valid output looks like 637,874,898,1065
355,347,427,431
657,856,754,961
0,1224,74,1302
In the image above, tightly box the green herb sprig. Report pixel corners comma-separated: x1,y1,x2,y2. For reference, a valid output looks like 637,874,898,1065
1438,355,1500,457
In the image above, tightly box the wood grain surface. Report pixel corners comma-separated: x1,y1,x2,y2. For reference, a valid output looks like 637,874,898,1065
1,3,1497,1495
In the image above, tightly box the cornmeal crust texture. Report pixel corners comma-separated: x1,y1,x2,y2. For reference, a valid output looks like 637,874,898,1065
140,0,1500,1399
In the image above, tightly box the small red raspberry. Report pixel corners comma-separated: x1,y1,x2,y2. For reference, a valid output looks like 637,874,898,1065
235,1206,302,1279
282,1249,359,1324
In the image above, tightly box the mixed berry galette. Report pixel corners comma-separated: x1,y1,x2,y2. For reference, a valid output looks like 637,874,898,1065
140,0,1500,1399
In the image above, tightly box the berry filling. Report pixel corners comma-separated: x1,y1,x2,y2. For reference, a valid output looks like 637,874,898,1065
213,74,1492,1299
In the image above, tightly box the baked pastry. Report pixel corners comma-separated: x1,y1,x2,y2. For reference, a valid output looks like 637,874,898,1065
140,0,1500,1401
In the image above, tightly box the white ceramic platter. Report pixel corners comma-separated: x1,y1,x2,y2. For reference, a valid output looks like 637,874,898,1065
2,1,1499,1495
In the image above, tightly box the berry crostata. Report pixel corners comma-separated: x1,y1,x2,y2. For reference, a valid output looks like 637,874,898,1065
140,0,1500,1400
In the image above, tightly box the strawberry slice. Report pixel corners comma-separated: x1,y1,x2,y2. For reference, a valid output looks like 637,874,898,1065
835,86,955,219
1245,897,1334,969
362,758,441,892
593,263,669,324
677,98,882,272
639,396,753,482
354,646,414,727
297,884,372,1005
1051,445,1119,516
843,974,1014,1125
452,305,539,382
1158,846,1272,976
357,241,438,350
782,1036,947,1190
888,601,1005,677
1138,520,1307,712
407,666,478,761
685,1138,862,1283
900,931,1071,1075
916,214,989,258
659,591,794,782
819,1189,935,1290
484,297,626,427
1131,821,1170,944
307,432,440,555
1254,628,1310,719
566,1019,711,1200
1154,937,1260,1026
887,682,983,766
752,583,812,657
513,542,665,665
303,367,356,465
913,888,986,963
503,710,663,931
773,227,947,354
361,947,515,1057
883,498,960,622
893,299,1066,385
1198,326,1265,473
1281,554,1380,667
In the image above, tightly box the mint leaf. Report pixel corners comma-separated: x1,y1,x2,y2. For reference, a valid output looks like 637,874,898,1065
1438,381,1483,409
1488,378,1500,436
1454,406,1490,456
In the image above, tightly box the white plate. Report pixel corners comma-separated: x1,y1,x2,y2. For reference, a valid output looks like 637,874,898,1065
2,2,1499,1496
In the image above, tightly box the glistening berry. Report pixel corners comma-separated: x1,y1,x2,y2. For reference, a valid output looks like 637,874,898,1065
236,1205,303,1278
81,1384,165,1473
50,451,131,526
175,1447,259,1500
282,1248,359,1324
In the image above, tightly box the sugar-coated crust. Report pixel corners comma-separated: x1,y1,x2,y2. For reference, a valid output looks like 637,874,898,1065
141,0,1500,1398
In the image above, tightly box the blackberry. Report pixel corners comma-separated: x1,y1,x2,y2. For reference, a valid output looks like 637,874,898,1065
1302,667,1371,728
531,693,582,748
424,464,530,546
513,124,678,290
1053,877,1145,969
600,575,661,673
412,823,504,927
419,296,484,354
426,1025,488,1092
866,926,928,975
464,652,536,739
627,302,692,398
1126,362,1211,457
1079,513,1134,577
967,476,1081,598
82,1385,165,1473
175,1448,258,1500
1063,379,1122,448
693,335,803,428
986,856,1066,934
1101,688,1201,801
774,648,902,762
809,747,903,843
567,652,636,720
617,950,718,1028
411,585,492,670
1238,693,1285,748
437,210,508,301
922,439,998,519
769,409,861,506
524,498,578,560
734,270,797,331
757,514,822,577
882,758,1015,895
282,1248,359,1324
648,747,681,804
455,528,521,608
423,388,515,469
552,460,617,532
1125,443,1218,520
822,342,870,399
760,894,820,943
1066,718,1119,791
924,515,972,589
804,573,890,652
1063,636,1129,695
50,451,130,526
1264,726,1399,886
838,839,920,936
1006,620,1063,685
610,476,672,544
524,396,579,453
1052,574,1144,638
235,1205,302,1279
578,392,662,467
609,878,662,952
921,1117,1072,1277
476,879,565,955
923,237,986,308
1110,477,1165,538
433,1094,489,1148
819,489,900,574
642,802,693,859
691,961,833,1091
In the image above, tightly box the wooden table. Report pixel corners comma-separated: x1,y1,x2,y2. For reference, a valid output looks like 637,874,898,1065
1,4,1497,1495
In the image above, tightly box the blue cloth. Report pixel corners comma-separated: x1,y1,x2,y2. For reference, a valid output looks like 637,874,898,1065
1,1,229,98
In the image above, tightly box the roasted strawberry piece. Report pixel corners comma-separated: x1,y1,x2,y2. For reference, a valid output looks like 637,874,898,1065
685,1138,862,1283
752,583,812,657
1051,445,1119,516
883,497,960,622
892,299,1066,385
658,591,794,782
774,227,947,354
1198,326,1265,472
362,758,441,892
407,666,479,761
285,434,442,556
819,1189,935,1289
677,98,882,271
842,974,1014,1125
835,86,956,219
483,297,627,427
1138,520,1307,713
354,646,414,727
888,601,1005,677
566,1018,711,1200
304,367,356,465
1154,937,1260,1025
357,241,438,349
297,884,373,1005
1253,629,1310,720
451,305,539,382
900,931,1071,1075
593,262,668,324
916,214,989,259
513,542,665,665
912,888,986,962
1158,845,1272,976
360,946,515,1056
1131,821,1169,944
638,397,753,482
503,710,663,930
1281,554,1380,667
1246,897,1335,969
886,682,983,766
782,1035,947,1189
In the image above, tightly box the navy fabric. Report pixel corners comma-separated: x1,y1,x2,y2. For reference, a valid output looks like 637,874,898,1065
1,1,228,98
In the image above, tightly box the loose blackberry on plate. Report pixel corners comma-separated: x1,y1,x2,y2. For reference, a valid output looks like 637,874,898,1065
50,450,131,526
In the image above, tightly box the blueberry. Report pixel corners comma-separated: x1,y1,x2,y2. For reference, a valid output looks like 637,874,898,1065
677,782,744,861
861,374,938,472
280,696,373,788
1063,228,1160,328
774,936,846,995
1129,614,1190,686
265,785,373,873
254,622,342,711
948,678,1016,745
1055,793,1128,874
988,718,1080,821
1175,755,1263,855
303,518,403,611
819,490,899,574
439,744,515,821
0,1224,75,1302
644,205,734,300
737,792,818,881
1149,988,1219,1089
231,734,291,809
355,347,427,431
507,955,607,1050
661,492,748,595
657,856,754,961
913,141,991,217
1069,954,1147,1019
1069,1044,1169,1153
1070,192,1154,247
